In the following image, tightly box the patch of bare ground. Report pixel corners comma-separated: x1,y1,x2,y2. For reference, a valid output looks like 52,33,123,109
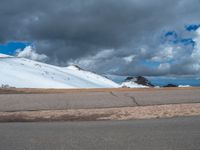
1,87,200,94
0,103,200,122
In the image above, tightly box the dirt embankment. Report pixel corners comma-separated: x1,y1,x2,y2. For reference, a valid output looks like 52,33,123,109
1,87,200,94
0,103,200,122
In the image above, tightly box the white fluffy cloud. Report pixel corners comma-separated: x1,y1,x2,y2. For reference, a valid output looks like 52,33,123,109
1,0,200,77
69,49,114,67
151,46,175,62
16,46,48,62
191,28,200,62
67,27,200,76
188,28,200,72
68,49,122,73
123,55,136,63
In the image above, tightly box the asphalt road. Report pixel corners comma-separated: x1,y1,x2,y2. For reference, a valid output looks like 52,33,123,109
0,89,200,111
0,116,199,150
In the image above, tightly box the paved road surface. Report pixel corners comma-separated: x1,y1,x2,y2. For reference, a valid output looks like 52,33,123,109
0,116,199,150
0,89,200,111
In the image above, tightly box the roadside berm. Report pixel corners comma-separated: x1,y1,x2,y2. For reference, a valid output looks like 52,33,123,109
0,103,200,122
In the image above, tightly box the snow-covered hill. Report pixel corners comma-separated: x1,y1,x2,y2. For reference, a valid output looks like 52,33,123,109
0,53,119,88
0,53,12,57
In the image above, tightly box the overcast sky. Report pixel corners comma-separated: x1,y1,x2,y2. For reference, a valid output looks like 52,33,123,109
0,0,200,76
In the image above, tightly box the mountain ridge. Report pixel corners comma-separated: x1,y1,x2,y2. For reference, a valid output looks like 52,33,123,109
0,53,119,89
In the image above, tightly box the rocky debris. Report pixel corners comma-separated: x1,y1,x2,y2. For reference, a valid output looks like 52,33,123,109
125,76,154,87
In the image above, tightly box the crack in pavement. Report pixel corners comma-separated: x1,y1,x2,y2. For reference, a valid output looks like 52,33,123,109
109,92,118,97
109,92,139,107
124,93,140,106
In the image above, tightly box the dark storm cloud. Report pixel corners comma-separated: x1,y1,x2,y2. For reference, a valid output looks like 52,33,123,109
1,0,200,76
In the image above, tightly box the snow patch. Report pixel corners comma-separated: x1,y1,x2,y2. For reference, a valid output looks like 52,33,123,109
178,85,191,87
0,53,12,58
65,65,82,70
121,81,149,88
0,56,119,89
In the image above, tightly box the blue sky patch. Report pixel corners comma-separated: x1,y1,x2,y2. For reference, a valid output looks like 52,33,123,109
164,31,178,38
0,41,30,55
162,31,179,44
163,30,196,47
185,24,200,31
180,38,195,46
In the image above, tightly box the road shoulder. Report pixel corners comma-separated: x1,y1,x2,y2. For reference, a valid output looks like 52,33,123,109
0,103,200,122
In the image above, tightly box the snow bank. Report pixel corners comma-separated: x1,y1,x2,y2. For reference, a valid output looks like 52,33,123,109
178,85,191,87
0,53,119,89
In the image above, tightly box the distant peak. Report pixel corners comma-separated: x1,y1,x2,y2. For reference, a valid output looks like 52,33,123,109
125,76,154,87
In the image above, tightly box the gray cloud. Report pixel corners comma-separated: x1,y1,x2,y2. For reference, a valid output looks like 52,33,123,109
0,0,200,76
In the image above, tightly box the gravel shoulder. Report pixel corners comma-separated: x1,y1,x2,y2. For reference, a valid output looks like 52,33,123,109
0,103,200,122
1,87,200,94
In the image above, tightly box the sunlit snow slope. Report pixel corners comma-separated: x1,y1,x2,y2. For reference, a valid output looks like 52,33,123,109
0,54,119,88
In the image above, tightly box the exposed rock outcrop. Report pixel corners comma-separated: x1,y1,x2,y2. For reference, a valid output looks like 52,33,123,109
163,84,178,87
125,76,154,87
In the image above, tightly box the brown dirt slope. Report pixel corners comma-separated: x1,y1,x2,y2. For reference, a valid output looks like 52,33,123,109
0,87,200,94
